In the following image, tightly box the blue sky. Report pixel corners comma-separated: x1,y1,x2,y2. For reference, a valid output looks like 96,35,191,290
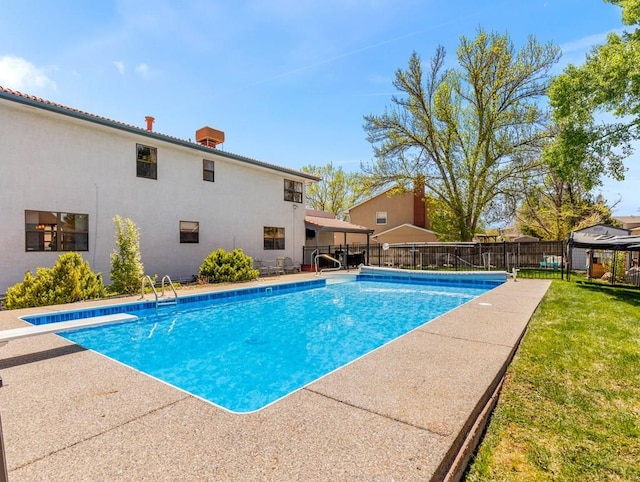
1,0,638,215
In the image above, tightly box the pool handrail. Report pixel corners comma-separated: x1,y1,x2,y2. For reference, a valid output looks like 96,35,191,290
315,253,342,274
140,275,178,309
160,275,178,301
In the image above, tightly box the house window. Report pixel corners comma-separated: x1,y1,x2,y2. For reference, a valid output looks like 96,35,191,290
284,179,302,203
376,211,387,225
180,221,199,243
25,210,89,252
203,160,215,182
264,226,285,250
136,143,157,179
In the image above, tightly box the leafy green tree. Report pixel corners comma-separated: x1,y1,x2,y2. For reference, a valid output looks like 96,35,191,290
109,215,144,294
516,172,618,240
546,0,640,189
302,162,371,217
363,29,560,240
6,252,104,309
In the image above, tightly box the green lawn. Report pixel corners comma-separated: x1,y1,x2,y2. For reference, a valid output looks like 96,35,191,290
465,280,640,481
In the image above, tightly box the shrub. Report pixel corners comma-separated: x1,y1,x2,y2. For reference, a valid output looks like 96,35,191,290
603,251,627,283
5,252,105,309
198,248,259,283
110,215,144,294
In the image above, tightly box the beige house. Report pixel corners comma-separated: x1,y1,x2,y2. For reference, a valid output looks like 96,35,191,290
345,187,438,245
614,215,640,235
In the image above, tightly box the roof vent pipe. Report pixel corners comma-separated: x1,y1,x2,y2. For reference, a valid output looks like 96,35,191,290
145,116,155,131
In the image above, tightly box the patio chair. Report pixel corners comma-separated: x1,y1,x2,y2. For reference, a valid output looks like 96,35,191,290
269,259,285,276
253,259,269,276
282,256,301,273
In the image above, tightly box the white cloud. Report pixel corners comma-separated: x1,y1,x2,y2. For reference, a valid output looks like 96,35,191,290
0,55,57,92
135,63,149,76
113,61,125,74
553,27,627,71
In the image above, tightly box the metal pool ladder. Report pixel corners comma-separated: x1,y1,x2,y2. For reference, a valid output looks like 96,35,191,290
140,275,178,309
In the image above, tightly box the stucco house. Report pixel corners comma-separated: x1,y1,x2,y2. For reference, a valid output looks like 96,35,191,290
0,86,319,294
345,186,438,245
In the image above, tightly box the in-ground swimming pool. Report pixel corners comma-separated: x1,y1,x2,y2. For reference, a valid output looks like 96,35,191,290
26,274,501,413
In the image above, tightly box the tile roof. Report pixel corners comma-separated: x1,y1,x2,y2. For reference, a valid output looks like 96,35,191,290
305,214,374,233
0,85,320,182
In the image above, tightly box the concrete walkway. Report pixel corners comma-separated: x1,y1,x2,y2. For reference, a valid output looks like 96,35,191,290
0,275,550,481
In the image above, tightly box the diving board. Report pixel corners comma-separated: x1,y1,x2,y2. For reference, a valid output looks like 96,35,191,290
0,313,138,344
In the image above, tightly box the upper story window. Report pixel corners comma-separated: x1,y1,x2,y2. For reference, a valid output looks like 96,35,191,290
264,226,285,250
376,211,387,225
203,160,215,182
180,221,199,243
25,210,89,252
284,179,302,203
136,144,157,179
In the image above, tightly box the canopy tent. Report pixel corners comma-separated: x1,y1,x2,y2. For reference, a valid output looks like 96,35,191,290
567,232,640,284
568,232,640,250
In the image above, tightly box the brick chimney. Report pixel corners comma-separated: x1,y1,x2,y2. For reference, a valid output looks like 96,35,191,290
195,126,225,149
145,116,155,131
413,181,426,228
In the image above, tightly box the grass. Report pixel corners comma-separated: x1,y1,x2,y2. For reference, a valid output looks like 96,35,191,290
516,268,565,280
465,280,640,481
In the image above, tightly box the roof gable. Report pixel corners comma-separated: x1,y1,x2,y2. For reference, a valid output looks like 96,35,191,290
573,224,629,236
345,187,396,212
372,223,437,237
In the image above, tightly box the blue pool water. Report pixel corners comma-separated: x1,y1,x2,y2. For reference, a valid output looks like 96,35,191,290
56,278,494,413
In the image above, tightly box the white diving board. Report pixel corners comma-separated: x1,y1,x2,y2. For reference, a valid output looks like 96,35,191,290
0,313,138,344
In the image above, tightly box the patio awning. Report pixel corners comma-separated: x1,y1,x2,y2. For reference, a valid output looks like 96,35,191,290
305,215,374,234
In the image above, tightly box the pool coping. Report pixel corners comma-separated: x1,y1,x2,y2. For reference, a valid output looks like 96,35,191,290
0,272,551,481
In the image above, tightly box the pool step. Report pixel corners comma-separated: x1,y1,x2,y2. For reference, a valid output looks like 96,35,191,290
157,297,177,307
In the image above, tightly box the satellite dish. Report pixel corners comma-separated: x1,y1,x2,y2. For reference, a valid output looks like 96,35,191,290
382,243,389,251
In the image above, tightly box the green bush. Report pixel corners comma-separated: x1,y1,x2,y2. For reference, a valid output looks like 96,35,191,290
5,252,105,309
198,248,259,283
110,215,144,294
603,251,626,282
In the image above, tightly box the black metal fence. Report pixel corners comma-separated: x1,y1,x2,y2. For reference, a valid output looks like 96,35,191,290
302,241,566,279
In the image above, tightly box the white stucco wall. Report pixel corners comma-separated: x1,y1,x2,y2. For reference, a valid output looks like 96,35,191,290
0,99,309,293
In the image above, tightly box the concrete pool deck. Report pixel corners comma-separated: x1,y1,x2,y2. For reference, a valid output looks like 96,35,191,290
0,274,551,481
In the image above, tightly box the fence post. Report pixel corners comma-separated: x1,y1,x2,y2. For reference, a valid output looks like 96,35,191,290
503,241,507,271
0,410,8,482
561,241,565,280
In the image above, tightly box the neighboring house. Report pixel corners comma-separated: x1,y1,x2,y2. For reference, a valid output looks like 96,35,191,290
0,86,319,294
345,186,438,245
568,224,630,274
614,215,640,235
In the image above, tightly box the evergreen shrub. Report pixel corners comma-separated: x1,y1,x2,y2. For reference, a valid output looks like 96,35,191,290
5,252,105,309
110,215,144,294
198,248,259,283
